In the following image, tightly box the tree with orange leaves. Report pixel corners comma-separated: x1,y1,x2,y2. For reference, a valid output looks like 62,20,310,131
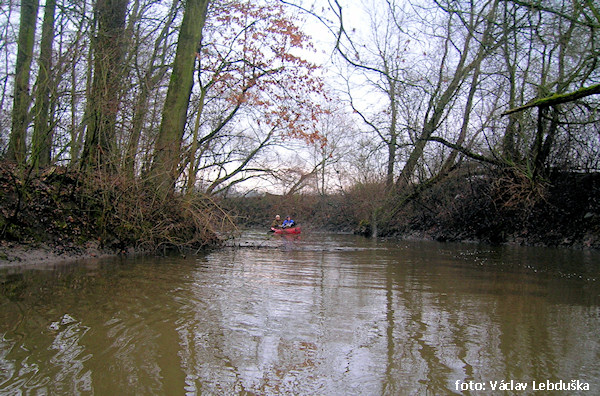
184,0,331,195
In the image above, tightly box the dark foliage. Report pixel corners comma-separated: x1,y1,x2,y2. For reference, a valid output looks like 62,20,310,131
222,193,356,232
387,169,600,249
225,168,599,249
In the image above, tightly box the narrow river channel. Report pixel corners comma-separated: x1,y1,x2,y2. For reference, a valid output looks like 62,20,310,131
1,231,599,395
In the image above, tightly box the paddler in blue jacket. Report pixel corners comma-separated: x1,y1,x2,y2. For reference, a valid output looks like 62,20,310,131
282,216,295,228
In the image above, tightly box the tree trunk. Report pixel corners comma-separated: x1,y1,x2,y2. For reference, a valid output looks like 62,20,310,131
7,0,39,165
81,0,129,171
500,1,519,161
68,3,91,164
150,0,210,196
385,72,398,193
30,0,57,168
186,85,208,193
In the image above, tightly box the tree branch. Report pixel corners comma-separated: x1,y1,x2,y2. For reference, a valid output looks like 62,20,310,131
425,136,503,166
502,83,600,115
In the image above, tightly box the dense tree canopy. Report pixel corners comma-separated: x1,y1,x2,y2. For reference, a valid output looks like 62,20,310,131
0,0,331,196
0,0,598,201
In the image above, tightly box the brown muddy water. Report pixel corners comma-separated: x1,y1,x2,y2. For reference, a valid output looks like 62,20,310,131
1,231,599,395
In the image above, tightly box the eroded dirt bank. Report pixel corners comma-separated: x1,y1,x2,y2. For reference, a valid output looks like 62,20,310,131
0,163,221,267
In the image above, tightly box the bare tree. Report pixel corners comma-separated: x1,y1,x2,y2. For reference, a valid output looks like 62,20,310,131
498,0,600,177
123,0,180,178
331,0,407,193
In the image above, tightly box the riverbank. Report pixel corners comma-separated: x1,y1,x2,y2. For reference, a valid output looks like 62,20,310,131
225,169,600,250
386,170,600,249
0,163,225,267
2,163,598,269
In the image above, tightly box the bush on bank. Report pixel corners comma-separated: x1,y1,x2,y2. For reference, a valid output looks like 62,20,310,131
386,169,600,248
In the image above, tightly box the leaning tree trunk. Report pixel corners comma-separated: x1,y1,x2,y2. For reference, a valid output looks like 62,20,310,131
149,0,210,197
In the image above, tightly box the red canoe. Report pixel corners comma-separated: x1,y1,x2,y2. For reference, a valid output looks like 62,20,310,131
271,226,301,234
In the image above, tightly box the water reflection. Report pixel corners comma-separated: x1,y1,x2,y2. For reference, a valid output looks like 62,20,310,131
0,233,599,394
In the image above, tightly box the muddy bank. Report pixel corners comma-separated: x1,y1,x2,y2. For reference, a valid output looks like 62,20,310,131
376,170,600,249
0,240,128,268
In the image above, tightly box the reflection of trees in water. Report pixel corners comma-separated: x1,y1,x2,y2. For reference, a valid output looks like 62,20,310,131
380,253,600,394
0,337,18,389
47,314,92,393
0,243,599,394
174,246,600,394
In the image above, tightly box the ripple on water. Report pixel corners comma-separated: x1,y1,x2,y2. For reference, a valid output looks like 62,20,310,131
1,234,599,394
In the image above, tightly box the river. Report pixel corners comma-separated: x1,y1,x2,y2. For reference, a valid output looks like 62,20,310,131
1,231,599,395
